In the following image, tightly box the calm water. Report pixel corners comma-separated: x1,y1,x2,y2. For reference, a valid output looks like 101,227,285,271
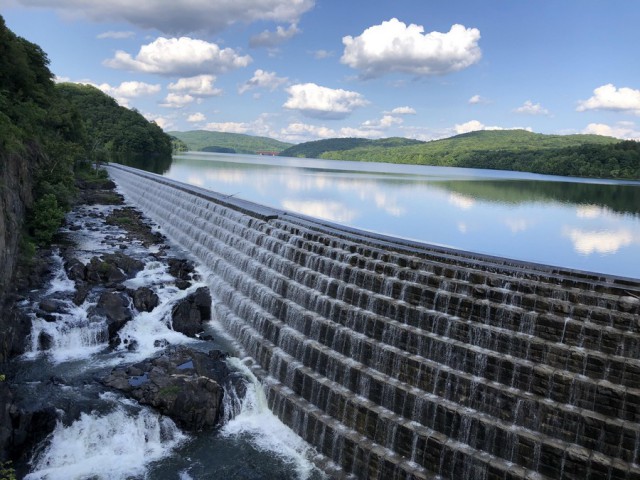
166,152,640,279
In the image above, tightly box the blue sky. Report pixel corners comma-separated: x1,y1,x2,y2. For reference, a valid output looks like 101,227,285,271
3,0,640,143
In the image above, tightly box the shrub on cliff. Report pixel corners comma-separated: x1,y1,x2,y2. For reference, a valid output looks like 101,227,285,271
28,194,65,246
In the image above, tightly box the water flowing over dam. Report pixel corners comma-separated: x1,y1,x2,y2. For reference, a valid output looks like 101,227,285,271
107,164,640,480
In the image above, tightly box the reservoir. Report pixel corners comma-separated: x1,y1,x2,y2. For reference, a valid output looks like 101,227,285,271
165,152,640,279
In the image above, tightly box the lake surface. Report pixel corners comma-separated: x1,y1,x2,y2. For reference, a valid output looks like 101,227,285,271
166,152,640,279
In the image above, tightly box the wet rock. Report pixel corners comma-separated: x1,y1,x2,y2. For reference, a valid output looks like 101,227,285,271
64,258,86,282
86,257,126,284
175,279,191,290
154,339,169,348
96,291,132,342
38,331,54,350
130,287,159,312
168,258,195,281
171,287,211,337
102,346,244,431
0,382,57,463
85,253,144,285
38,299,65,314
73,282,91,306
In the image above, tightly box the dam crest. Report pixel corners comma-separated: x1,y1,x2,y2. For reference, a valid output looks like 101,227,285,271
107,164,640,480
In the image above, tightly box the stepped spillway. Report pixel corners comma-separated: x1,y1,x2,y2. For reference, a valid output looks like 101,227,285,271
107,163,640,480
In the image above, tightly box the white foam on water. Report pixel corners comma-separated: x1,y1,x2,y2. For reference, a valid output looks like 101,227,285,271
123,259,174,289
112,279,209,363
45,250,75,296
25,301,107,364
221,357,318,480
25,406,187,480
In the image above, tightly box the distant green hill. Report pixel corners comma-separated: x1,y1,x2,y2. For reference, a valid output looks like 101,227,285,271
279,137,423,159
282,130,638,180
168,130,292,154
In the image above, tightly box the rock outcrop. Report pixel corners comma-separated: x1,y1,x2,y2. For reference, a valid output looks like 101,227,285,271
102,346,245,431
171,287,211,337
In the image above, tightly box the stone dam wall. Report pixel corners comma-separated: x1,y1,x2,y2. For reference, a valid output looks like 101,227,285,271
107,164,640,480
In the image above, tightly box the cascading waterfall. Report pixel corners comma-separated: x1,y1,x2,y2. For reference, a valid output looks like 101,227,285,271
25,250,108,363
25,395,188,480
17,189,324,480
107,164,640,480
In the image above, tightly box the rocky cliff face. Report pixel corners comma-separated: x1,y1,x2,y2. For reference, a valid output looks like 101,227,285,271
0,151,35,364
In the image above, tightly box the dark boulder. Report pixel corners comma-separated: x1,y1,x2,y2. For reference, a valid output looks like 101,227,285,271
72,281,91,306
167,258,195,281
38,299,65,314
0,382,57,463
38,331,54,350
102,347,244,431
95,291,132,342
64,258,86,282
85,253,144,285
171,287,211,337
102,252,145,277
85,257,126,284
130,287,159,312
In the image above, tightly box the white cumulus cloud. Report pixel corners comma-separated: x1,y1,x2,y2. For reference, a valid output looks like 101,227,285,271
15,0,316,35
283,83,368,119
104,36,252,76
577,84,640,114
514,100,550,115
160,93,195,108
143,113,173,130
84,80,160,106
239,69,288,94
583,121,640,140
168,75,222,97
187,112,206,123
341,18,481,78
362,115,403,129
468,94,489,105
204,122,251,134
388,106,416,115
250,23,300,48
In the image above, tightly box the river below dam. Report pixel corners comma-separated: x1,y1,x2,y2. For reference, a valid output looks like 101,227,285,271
10,191,326,479
9,155,640,479
165,152,640,280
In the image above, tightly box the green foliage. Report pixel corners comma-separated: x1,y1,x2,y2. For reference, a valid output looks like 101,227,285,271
159,385,181,397
168,130,292,154
0,461,16,480
202,145,235,153
28,193,65,245
280,137,423,158
170,135,189,153
56,83,173,170
285,130,638,180
0,15,87,250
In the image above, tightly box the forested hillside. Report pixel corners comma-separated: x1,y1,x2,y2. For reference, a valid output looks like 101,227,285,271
57,83,172,172
0,14,173,304
279,137,423,159
283,130,639,180
169,130,292,154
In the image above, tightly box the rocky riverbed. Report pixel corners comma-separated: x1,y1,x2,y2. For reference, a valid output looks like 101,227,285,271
0,173,253,476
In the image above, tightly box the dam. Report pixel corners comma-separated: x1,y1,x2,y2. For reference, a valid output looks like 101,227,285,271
107,163,640,479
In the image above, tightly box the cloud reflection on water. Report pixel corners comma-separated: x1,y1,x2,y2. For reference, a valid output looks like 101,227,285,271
562,227,635,255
